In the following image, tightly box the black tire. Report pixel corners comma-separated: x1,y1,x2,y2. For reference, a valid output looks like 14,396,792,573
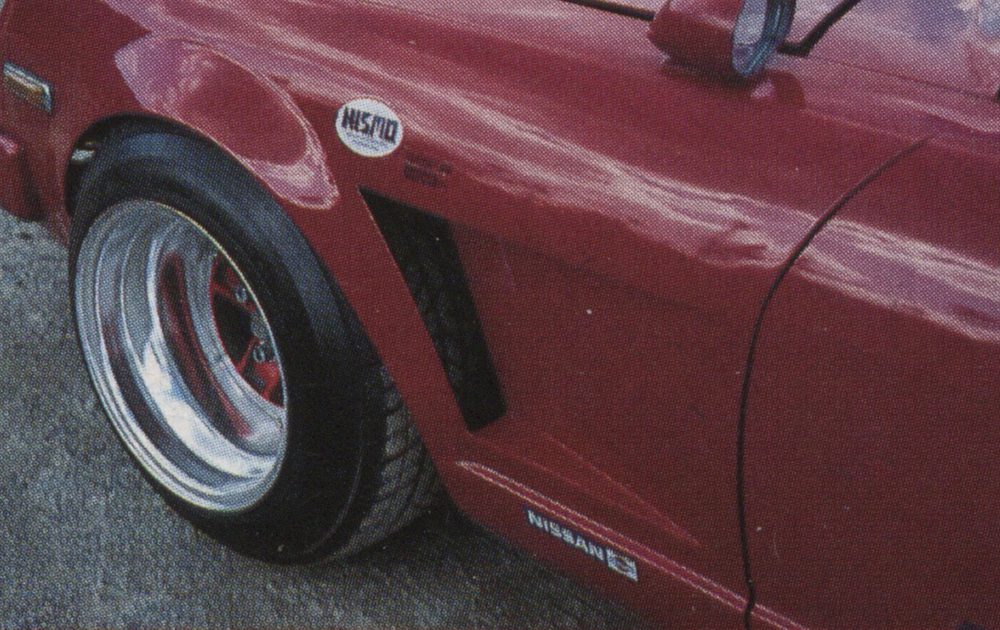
69,126,438,563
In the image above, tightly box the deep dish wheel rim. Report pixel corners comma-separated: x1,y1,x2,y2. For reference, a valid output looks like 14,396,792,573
75,200,288,512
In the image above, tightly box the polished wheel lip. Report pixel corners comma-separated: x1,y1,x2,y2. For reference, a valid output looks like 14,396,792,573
75,200,289,513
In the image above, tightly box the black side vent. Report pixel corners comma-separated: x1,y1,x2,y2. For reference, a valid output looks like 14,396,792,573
362,190,506,431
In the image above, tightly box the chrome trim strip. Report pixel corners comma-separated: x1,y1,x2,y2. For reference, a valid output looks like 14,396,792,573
2,62,53,114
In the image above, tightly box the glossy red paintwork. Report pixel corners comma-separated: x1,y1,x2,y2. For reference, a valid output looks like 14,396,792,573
1,1,999,627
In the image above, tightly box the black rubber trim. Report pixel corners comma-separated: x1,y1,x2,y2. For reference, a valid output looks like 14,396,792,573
735,137,928,628
559,0,655,21
778,0,864,57
362,191,506,431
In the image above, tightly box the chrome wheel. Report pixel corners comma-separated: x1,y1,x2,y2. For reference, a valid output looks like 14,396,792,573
75,200,287,512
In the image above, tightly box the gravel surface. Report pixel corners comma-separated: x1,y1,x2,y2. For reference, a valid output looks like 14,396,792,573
0,210,649,629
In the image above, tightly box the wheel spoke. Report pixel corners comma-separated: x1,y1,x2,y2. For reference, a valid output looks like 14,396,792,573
255,360,283,405
228,335,284,404
209,259,255,313
235,337,259,375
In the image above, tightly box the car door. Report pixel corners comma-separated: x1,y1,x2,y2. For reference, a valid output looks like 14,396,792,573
744,2,1000,626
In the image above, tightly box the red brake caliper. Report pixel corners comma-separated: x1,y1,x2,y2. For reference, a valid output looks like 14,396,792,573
209,258,284,407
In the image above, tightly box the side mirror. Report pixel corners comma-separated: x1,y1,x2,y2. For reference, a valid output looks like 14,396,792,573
649,0,796,79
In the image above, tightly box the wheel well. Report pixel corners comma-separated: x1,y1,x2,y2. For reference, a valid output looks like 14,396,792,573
64,115,200,215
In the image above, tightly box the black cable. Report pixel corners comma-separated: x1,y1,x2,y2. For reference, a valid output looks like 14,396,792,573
779,0,865,57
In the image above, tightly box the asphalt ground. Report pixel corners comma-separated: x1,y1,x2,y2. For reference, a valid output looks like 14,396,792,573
0,208,651,629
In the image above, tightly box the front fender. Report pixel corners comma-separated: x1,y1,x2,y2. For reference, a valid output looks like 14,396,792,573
111,36,337,211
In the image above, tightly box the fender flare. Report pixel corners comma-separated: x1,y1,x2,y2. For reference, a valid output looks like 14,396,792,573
74,35,338,214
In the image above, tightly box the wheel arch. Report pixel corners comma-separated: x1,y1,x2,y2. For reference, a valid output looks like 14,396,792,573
58,81,497,470
62,35,338,220
65,114,190,215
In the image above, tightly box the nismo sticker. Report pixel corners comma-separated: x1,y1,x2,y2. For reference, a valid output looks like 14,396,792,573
525,508,639,582
336,98,403,158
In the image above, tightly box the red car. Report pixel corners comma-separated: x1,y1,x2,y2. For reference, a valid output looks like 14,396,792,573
2,0,999,626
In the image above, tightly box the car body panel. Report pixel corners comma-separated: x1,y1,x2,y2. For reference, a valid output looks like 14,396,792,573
1,0,999,626
746,134,1000,629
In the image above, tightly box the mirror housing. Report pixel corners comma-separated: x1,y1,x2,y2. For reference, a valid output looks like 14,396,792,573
649,0,796,79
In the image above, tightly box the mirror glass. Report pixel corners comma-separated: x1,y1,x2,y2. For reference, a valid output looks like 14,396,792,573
733,0,769,74
732,0,794,77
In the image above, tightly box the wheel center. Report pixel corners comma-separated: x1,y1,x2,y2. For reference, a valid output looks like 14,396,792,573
208,256,284,407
